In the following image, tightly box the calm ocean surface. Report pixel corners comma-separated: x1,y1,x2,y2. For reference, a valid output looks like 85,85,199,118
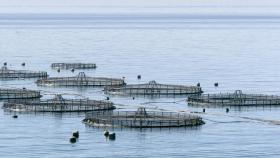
1,5,280,157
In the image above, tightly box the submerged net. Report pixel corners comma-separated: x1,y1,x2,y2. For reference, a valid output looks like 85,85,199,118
84,107,204,128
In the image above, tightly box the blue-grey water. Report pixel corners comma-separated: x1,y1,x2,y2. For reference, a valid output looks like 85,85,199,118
1,6,280,158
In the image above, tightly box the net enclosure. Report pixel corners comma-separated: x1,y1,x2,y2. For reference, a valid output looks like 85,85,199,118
51,63,97,69
83,107,205,128
2,94,115,112
188,90,280,106
0,88,41,99
0,66,48,79
104,80,202,95
36,72,125,87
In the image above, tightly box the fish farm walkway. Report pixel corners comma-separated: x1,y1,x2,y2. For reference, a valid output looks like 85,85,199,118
3,94,115,112
0,88,41,99
36,72,125,87
51,63,97,69
0,66,48,79
105,80,202,95
188,90,280,106
83,107,204,128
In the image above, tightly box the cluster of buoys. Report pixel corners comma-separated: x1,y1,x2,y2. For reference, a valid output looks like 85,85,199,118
195,82,219,87
93,64,97,69
56,68,77,73
3,62,26,66
83,118,94,125
69,131,79,144
104,130,116,140
214,82,219,87
202,108,230,114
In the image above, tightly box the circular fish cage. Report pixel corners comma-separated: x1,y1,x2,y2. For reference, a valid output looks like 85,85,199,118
0,88,41,99
188,90,280,106
104,80,203,96
0,66,48,79
83,107,205,128
2,94,115,112
36,72,125,87
51,63,97,70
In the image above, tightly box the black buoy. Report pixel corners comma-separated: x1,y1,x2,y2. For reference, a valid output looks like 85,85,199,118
132,97,135,100
226,108,229,113
13,115,18,118
197,83,200,87
21,62,25,66
137,75,141,80
57,69,60,73
214,82,219,87
93,64,97,69
71,68,75,73
22,87,26,90
108,133,116,140
104,130,109,137
73,131,79,138
203,109,205,113
106,97,110,100
3,62,7,66
69,137,77,144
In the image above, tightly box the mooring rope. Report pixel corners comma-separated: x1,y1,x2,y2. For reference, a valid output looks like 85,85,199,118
203,118,250,124
140,98,187,105
0,83,34,88
114,103,159,110
0,84,105,99
196,111,280,125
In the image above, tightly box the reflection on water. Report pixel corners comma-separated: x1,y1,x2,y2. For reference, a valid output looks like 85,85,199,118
1,8,280,157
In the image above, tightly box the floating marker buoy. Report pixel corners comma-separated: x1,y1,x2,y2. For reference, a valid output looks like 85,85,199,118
226,108,229,113
108,133,116,140
69,137,77,143
132,97,135,100
93,64,97,69
214,83,219,87
13,115,18,118
106,97,110,100
197,83,200,87
137,75,141,80
71,68,75,73
4,62,7,66
21,62,25,66
104,130,109,137
203,109,205,113
22,87,26,90
57,69,60,73
73,131,79,138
